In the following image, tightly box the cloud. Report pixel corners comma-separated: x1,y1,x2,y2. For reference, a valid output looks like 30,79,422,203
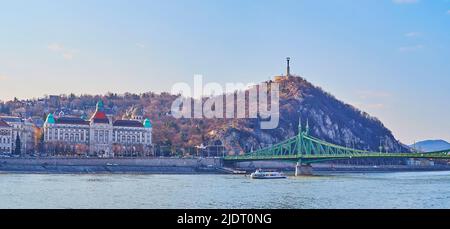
404,32,421,38
47,43,63,52
352,90,391,111
393,0,419,4
399,44,424,52
0,75,8,81
136,43,147,48
47,43,79,60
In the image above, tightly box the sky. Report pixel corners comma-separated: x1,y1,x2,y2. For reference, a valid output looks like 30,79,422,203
0,0,449,144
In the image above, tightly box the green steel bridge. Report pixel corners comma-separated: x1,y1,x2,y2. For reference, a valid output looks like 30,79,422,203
224,119,450,174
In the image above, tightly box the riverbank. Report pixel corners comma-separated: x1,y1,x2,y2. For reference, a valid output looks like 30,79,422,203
313,164,450,173
0,158,222,174
233,160,450,174
1,158,450,174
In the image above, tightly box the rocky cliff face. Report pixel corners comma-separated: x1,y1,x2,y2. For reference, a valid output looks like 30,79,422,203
201,76,409,154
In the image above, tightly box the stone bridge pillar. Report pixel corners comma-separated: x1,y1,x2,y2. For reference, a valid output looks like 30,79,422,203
295,162,313,176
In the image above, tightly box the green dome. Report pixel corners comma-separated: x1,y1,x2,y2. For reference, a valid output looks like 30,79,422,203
143,118,152,128
45,113,55,124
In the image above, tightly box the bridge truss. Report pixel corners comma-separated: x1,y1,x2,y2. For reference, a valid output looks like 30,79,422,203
224,120,450,163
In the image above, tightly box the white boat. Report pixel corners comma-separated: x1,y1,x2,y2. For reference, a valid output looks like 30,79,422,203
250,169,287,179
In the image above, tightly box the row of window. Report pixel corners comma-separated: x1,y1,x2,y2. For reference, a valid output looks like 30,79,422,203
45,128,151,144
0,147,11,152
47,128,89,142
0,129,11,135
49,126,89,131
1,137,11,144
94,130,109,143
47,128,88,135
115,129,150,144
112,134,151,144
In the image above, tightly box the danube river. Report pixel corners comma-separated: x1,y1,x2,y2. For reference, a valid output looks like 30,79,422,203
1,171,450,209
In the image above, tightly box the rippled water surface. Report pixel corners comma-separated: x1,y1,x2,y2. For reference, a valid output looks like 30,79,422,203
1,171,450,209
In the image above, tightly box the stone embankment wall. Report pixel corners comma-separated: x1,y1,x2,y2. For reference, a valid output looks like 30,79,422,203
0,158,223,174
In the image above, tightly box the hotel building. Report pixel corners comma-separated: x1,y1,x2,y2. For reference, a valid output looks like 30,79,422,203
43,101,152,157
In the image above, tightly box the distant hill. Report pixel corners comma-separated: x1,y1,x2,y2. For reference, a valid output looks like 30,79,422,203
410,140,450,152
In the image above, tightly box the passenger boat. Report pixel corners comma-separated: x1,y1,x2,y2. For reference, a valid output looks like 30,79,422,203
250,169,287,179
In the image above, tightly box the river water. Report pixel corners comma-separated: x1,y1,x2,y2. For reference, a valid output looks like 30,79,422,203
1,171,450,209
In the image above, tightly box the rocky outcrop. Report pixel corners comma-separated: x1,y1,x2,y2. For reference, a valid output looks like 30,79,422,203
205,76,409,154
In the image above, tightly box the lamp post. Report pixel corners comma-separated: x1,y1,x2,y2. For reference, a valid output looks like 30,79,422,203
379,137,383,154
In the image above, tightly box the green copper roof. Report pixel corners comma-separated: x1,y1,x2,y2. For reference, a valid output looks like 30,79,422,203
143,118,152,128
96,100,104,111
45,113,55,124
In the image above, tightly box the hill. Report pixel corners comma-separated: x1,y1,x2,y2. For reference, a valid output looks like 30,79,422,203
0,75,410,155
410,140,450,152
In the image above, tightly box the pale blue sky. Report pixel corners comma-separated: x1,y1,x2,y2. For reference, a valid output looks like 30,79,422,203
1,0,449,144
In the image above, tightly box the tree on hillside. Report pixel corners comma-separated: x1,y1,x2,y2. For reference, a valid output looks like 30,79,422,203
38,131,45,156
15,133,21,156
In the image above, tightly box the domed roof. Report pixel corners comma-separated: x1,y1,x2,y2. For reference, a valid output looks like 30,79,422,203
96,100,104,111
143,118,152,128
45,113,55,124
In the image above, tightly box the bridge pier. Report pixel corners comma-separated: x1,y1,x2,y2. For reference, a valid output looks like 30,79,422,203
295,162,313,176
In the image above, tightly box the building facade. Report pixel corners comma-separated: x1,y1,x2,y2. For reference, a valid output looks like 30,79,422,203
43,101,152,157
0,120,12,154
0,116,36,155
